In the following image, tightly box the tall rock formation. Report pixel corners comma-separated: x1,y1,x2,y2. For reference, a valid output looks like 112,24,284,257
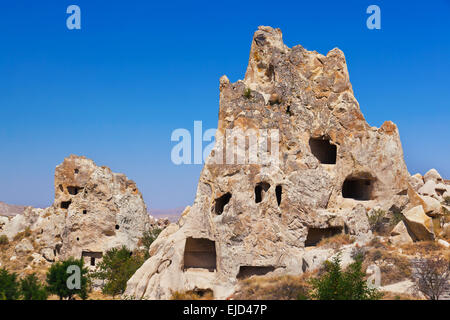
1,155,155,265
125,26,414,299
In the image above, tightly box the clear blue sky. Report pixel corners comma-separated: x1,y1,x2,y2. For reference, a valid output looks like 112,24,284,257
0,1,449,209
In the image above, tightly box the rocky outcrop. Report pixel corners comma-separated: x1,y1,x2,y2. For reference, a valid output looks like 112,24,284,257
125,26,413,300
0,155,157,265
403,206,434,241
389,220,414,245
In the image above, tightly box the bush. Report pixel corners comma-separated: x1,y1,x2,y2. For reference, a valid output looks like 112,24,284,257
171,289,214,300
20,273,48,300
92,246,145,297
0,268,20,300
46,257,89,300
141,228,162,259
243,88,252,99
309,254,383,300
0,235,8,245
368,209,388,234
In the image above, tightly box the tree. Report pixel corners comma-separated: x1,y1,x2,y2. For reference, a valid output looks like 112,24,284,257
46,257,89,300
414,256,450,300
309,254,382,300
92,246,144,297
0,268,20,300
20,273,48,300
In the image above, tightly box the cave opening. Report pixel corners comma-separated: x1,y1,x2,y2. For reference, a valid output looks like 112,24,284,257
305,227,343,247
255,182,270,203
183,238,217,271
81,251,103,266
67,186,82,195
214,193,232,215
275,185,282,206
61,201,72,209
309,137,337,164
237,266,275,280
342,178,373,200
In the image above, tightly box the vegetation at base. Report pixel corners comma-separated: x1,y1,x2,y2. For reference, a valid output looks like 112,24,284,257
231,274,311,300
46,257,89,300
141,228,162,259
92,246,145,297
20,273,48,300
308,254,383,300
0,268,20,300
0,235,8,246
413,256,449,300
368,209,404,235
13,227,32,242
443,196,450,206
243,88,252,99
171,289,214,300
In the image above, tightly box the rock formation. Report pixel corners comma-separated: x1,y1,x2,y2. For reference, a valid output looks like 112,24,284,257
0,155,160,266
125,26,426,299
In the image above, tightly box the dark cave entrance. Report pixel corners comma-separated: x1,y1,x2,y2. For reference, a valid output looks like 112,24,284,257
309,137,337,164
305,227,343,247
255,182,270,203
342,178,373,200
214,193,232,215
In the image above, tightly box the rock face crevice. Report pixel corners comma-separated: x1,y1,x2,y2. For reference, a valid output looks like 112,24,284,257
124,26,412,299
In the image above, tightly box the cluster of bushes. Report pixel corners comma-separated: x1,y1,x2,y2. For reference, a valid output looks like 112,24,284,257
0,269,48,300
203,253,383,301
0,257,89,300
308,254,383,300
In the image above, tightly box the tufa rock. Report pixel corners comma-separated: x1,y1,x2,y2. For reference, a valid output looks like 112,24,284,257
1,155,157,265
389,220,414,245
125,26,413,300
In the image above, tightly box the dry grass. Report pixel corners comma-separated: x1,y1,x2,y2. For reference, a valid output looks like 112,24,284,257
230,273,313,300
170,289,214,300
316,233,354,249
400,241,449,260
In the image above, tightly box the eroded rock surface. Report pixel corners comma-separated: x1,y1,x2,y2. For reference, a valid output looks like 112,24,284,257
125,26,414,300
1,155,158,265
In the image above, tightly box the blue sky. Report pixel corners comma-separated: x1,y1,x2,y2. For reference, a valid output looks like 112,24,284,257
0,1,449,209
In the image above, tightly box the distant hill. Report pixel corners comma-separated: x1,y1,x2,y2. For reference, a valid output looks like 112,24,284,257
0,201,26,216
148,207,184,222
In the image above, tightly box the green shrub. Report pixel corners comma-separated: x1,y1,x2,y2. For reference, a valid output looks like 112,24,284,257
20,273,48,300
243,88,251,99
0,235,8,245
0,268,20,300
92,246,145,297
444,196,450,207
309,254,383,300
368,209,387,234
46,257,89,300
